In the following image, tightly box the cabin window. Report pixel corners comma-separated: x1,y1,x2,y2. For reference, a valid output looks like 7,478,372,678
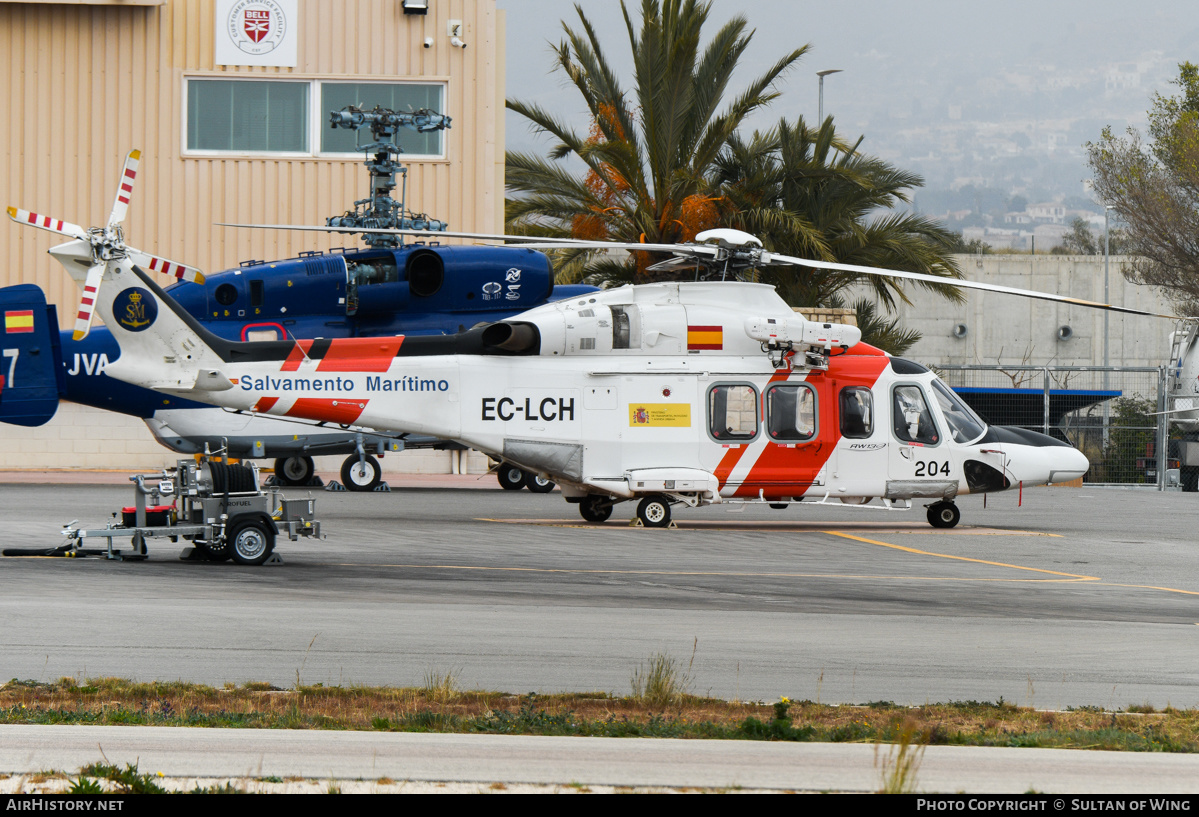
766,384,817,442
892,385,940,446
708,384,758,441
931,379,987,444
839,387,874,439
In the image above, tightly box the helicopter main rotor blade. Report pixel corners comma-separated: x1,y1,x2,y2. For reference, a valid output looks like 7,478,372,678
217,222,729,256
766,252,1178,320
216,222,587,244
107,149,141,229
6,207,88,241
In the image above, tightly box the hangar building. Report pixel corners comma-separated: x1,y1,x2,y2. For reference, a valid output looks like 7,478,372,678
0,0,503,471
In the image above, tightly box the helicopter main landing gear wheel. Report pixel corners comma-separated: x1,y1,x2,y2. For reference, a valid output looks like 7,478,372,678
524,472,556,493
497,464,526,491
926,501,961,529
341,454,382,492
579,495,613,523
274,455,315,486
636,495,672,528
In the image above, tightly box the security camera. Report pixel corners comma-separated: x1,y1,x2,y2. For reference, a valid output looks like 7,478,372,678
423,37,433,48
450,36,467,49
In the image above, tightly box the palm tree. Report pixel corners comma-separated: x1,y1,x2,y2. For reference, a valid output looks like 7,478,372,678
715,117,964,311
505,0,806,283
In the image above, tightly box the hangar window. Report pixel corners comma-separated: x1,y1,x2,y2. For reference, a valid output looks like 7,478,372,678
187,80,309,153
184,79,446,158
321,83,445,156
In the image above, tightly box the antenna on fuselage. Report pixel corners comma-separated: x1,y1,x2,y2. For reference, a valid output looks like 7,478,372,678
325,106,453,249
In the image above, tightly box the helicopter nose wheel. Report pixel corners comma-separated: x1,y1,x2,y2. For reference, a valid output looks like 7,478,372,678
926,501,961,529
636,494,673,528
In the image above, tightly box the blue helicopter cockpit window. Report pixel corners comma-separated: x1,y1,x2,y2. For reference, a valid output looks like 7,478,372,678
766,384,816,442
892,385,939,445
931,379,987,444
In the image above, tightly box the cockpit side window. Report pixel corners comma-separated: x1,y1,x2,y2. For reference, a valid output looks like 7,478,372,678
892,385,940,445
839,387,873,439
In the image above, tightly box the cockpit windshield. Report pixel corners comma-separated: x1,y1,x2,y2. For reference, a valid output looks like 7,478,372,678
930,379,987,444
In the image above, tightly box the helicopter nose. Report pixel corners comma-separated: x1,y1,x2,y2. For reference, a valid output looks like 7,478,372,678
985,426,1089,486
1047,444,1090,484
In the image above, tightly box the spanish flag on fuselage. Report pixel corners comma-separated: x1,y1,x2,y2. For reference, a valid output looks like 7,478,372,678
4,310,33,334
687,324,722,350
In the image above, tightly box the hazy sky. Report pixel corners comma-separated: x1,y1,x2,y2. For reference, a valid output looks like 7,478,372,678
496,0,1198,162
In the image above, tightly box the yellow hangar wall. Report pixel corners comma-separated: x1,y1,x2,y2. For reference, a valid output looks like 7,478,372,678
0,0,504,472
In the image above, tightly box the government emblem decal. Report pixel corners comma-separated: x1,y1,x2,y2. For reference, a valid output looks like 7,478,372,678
114,288,157,333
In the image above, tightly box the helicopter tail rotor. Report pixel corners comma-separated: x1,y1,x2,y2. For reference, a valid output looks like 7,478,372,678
106,149,140,229
7,150,206,340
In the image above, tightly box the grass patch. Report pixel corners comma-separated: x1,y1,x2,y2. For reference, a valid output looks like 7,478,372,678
2,677,1198,751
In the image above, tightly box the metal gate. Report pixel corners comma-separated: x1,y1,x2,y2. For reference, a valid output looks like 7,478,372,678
939,365,1170,488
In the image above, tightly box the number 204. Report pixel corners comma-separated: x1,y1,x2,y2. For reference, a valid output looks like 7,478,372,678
915,460,951,477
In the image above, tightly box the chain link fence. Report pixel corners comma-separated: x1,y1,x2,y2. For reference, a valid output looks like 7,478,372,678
938,365,1171,488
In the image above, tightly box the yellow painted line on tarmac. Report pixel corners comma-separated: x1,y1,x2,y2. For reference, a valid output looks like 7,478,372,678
1092,582,1199,597
827,534,1199,596
824,531,1100,581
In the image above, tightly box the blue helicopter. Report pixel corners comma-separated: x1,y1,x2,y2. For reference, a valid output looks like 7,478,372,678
2,107,594,491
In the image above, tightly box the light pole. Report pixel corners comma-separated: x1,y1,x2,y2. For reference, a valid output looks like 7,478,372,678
1104,205,1112,374
1103,205,1112,449
817,69,843,123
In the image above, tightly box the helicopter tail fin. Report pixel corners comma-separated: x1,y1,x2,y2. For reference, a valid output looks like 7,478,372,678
0,284,66,426
86,258,234,396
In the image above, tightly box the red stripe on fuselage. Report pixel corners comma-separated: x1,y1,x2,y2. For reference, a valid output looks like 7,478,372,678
316,337,405,372
281,340,315,371
286,398,367,425
253,396,279,413
722,354,891,498
714,363,797,490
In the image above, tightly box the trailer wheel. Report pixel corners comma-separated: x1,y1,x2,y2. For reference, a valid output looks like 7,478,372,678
579,495,613,523
195,538,231,562
229,518,275,566
274,456,315,486
497,465,526,491
636,495,672,528
341,455,382,492
524,472,556,493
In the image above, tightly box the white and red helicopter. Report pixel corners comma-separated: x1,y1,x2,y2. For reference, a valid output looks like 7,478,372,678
10,153,1181,528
